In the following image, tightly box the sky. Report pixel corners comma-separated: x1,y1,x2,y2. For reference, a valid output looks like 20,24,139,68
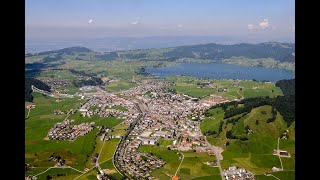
26,0,295,42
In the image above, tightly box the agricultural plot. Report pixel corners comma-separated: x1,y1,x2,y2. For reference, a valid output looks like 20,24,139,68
201,105,295,176
166,76,283,99
139,145,220,180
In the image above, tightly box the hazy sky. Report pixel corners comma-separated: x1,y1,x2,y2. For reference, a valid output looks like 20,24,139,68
26,0,295,41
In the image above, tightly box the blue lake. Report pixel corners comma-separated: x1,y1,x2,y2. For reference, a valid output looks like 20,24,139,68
145,62,295,82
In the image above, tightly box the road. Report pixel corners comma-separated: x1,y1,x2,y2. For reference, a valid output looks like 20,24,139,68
174,152,184,176
215,153,224,180
265,173,281,180
112,98,145,177
277,138,284,170
26,108,31,119
33,166,84,179
203,135,224,180
237,89,244,99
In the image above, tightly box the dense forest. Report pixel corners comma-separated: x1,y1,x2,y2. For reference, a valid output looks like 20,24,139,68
25,78,51,102
275,78,295,96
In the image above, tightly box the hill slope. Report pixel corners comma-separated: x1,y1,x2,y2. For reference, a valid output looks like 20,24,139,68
25,78,51,102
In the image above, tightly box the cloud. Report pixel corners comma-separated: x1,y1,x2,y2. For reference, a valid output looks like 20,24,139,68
130,21,140,25
272,26,277,31
88,19,93,24
259,19,269,29
130,17,141,25
177,24,183,28
248,24,257,31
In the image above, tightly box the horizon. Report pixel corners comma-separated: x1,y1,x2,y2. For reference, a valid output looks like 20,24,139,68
26,0,295,42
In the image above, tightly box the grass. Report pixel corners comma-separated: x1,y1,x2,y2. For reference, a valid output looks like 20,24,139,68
139,145,220,180
68,112,124,127
98,138,120,163
255,171,295,180
25,92,123,175
169,82,215,98
159,139,174,146
26,167,81,180
201,105,295,175
200,108,224,133
106,80,136,92
166,76,283,99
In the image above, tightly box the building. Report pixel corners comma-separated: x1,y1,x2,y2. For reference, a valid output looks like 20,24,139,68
139,137,159,145
172,176,180,180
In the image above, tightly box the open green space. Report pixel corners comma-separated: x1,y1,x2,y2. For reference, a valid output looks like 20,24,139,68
68,112,124,127
98,138,120,163
166,76,283,99
139,145,220,180
27,168,81,180
201,105,295,175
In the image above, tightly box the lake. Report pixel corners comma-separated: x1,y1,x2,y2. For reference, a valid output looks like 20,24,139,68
145,62,295,82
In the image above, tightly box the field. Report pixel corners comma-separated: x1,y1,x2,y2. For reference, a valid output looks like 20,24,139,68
201,105,295,177
106,80,136,92
98,138,120,163
68,112,124,127
139,144,220,180
166,76,283,99
25,92,124,178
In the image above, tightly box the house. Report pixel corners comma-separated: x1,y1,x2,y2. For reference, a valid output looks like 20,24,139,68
172,176,180,180
139,137,159,145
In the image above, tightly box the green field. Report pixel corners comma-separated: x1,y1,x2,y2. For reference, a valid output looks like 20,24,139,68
139,145,220,180
25,93,124,178
166,76,283,99
201,105,295,176
98,138,120,163
68,112,124,127
106,80,136,92
26,167,82,180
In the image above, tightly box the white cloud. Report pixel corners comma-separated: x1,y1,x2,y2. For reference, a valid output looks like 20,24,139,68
88,19,93,24
272,26,277,31
259,19,269,29
130,21,140,25
130,17,141,25
248,24,257,31
177,24,183,28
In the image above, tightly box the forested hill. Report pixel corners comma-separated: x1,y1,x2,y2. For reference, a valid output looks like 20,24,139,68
275,79,295,96
161,42,295,62
30,46,93,56
25,78,51,102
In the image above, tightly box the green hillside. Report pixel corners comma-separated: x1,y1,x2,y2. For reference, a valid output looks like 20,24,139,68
201,105,295,177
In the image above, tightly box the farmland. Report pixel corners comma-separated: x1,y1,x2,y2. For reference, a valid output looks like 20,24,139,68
201,105,295,177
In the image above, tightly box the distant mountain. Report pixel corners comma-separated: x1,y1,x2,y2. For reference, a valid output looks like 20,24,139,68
158,42,295,62
36,46,93,56
26,42,295,65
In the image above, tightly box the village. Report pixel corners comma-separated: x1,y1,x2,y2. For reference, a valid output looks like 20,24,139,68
40,80,256,179
223,166,255,180
111,80,235,179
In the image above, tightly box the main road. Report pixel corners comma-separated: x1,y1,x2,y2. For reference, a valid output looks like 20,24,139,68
112,97,146,178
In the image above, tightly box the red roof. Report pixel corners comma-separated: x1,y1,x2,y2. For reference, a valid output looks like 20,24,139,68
172,176,180,180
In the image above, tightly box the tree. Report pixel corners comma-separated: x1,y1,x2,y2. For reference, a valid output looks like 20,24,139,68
226,141,230,146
